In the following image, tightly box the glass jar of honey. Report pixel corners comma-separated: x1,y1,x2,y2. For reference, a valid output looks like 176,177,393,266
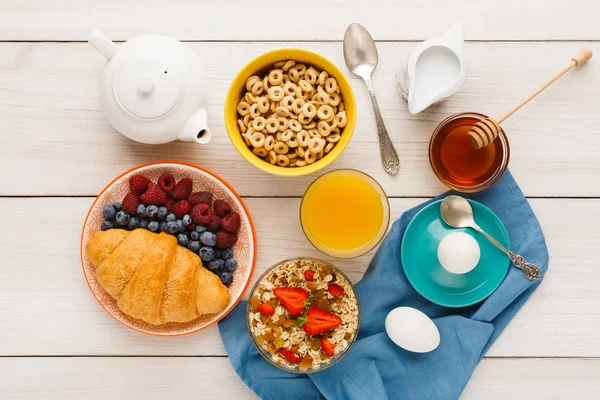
429,112,510,193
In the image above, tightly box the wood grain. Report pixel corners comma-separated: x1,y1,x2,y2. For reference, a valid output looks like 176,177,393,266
0,0,599,41
1,42,599,197
1,357,598,399
0,197,598,357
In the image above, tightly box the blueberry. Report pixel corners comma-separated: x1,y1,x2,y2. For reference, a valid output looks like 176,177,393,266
136,204,146,217
148,221,159,232
199,231,217,246
190,230,200,241
221,248,234,260
101,220,114,231
157,206,168,220
115,211,129,226
213,248,222,260
195,224,207,234
177,233,189,247
199,246,216,262
188,240,201,253
103,204,117,220
166,213,176,222
224,258,238,271
139,219,149,229
145,205,158,219
207,259,224,271
220,271,233,286
113,202,122,212
128,216,140,230
166,221,178,234
159,221,167,232
176,219,185,233
183,214,192,225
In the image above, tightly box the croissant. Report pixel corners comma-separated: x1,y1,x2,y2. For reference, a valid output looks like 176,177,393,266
86,228,231,325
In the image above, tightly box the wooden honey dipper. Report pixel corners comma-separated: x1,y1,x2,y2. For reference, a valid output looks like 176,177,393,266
467,48,593,149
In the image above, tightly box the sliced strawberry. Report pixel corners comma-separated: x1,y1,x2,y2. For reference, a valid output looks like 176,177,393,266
273,287,309,316
303,307,342,336
327,283,344,297
304,270,315,281
257,303,275,316
320,339,336,357
279,348,302,364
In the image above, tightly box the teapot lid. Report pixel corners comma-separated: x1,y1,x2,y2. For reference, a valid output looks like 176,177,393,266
115,56,182,119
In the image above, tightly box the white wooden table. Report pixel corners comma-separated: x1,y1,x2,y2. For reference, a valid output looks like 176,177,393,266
1,1,599,399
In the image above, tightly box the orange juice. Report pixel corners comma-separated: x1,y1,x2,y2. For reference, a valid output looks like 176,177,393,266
300,170,389,258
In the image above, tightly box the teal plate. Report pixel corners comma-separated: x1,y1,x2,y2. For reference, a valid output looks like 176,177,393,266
401,199,510,308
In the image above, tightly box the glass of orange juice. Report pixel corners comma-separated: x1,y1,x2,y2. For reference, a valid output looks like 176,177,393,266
300,169,390,258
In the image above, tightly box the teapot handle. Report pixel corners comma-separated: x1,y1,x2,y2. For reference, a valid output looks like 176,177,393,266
89,30,117,60
178,109,212,144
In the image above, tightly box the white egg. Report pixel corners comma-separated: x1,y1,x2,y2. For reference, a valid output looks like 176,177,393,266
385,307,440,353
437,232,480,274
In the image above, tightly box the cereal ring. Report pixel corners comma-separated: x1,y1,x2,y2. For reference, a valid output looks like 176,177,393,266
268,150,277,164
281,129,294,142
287,137,299,148
329,93,341,107
265,117,279,133
252,117,266,131
309,137,325,153
317,120,331,136
324,141,335,154
302,102,317,118
296,146,306,158
268,86,284,102
257,97,270,114
282,95,295,110
275,131,282,142
325,78,338,93
283,82,298,97
303,121,316,130
288,112,298,120
282,60,296,72
305,67,318,85
326,133,341,143
273,141,289,155
250,131,265,147
270,100,278,113
237,119,247,133
318,71,329,86
288,152,298,161
245,92,258,104
262,75,270,91
251,81,264,96
315,92,329,105
308,128,320,138
289,119,302,133
295,64,307,75
296,159,307,167
317,105,334,121
304,150,317,164
275,106,290,117
243,114,252,127
264,135,275,151
276,154,290,167
242,132,252,146
246,76,260,91
334,111,347,128
292,98,305,114
249,103,261,118
237,101,250,116
338,101,345,112
297,130,310,147
253,147,268,157
276,116,289,131
299,79,313,92
273,61,285,69
317,150,325,160
288,68,299,82
298,113,312,125
268,69,284,86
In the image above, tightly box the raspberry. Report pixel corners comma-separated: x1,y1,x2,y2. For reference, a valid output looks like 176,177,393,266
186,223,196,231
157,172,176,194
121,193,140,214
206,213,221,232
164,197,175,213
140,183,167,205
221,212,240,233
216,230,237,249
189,191,213,206
172,178,193,200
172,200,191,218
129,174,150,195
213,199,232,217
190,203,212,224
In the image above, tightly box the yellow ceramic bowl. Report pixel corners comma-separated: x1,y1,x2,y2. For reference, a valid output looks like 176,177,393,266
225,48,356,177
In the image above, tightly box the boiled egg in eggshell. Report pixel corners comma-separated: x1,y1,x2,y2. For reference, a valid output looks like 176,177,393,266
437,232,480,274
385,307,440,353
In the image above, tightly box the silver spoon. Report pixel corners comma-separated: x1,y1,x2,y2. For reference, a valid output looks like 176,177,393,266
440,195,541,280
343,23,400,176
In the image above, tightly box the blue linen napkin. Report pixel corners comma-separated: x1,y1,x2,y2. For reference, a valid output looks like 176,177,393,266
218,170,548,400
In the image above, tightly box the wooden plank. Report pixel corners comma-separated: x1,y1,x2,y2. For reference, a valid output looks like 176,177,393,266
1,1,599,41
1,42,599,197
0,357,598,399
0,197,598,357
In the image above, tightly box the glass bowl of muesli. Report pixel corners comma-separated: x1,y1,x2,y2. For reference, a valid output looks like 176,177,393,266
246,257,360,373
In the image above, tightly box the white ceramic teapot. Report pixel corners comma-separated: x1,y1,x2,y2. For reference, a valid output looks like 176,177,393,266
88,30,211,145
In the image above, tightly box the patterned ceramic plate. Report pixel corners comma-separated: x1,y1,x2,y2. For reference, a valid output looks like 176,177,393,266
80,161,257,336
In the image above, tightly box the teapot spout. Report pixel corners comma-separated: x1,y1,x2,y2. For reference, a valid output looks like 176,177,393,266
88,30,117,60
178,108,212,144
